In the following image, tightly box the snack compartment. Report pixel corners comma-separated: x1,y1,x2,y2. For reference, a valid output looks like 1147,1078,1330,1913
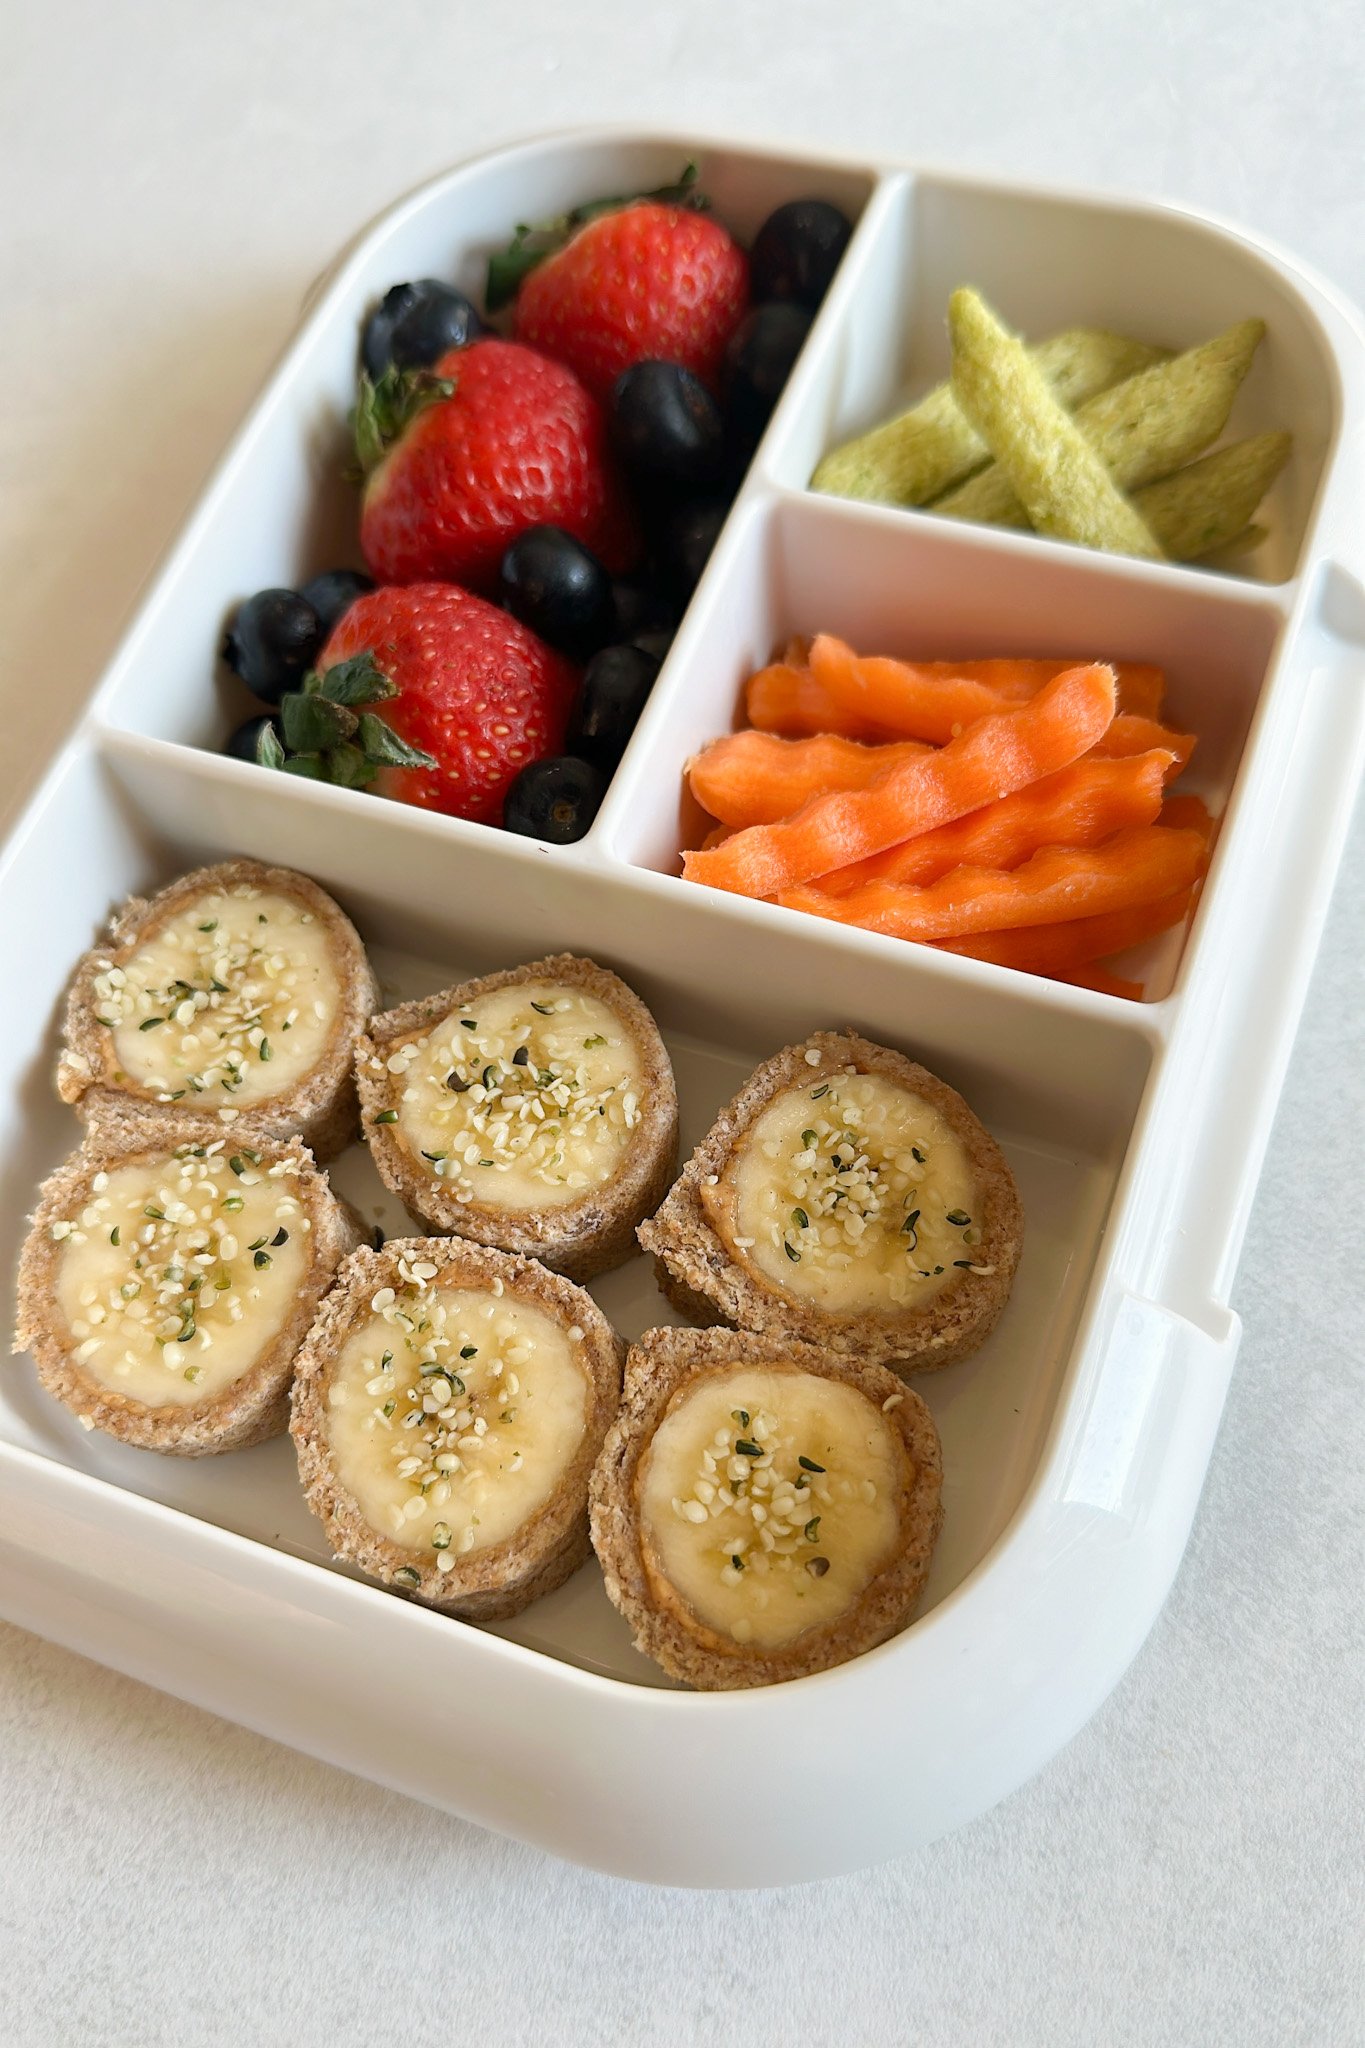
776,165,1340,583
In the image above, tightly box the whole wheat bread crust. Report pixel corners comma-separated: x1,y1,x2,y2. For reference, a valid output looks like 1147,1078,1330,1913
13,1116,366,1456
56,859,378,1164
589,1325,944,1689
637,1030,1023,1376
289,1236,625,1621
355,953,678,1284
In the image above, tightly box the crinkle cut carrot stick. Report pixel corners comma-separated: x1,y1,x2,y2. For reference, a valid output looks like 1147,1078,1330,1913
1091,712,1196,775
820,751,1173,895
778,827,1206,942
934,887,1195,972
807,635,1043,744
683,662,1118,899
1159,792,1214,836
745,662,885,740
749,639,1163,743
687,730,931,828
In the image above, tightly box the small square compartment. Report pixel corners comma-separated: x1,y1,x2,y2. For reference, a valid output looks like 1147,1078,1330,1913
772,168,1338,585
600,492,1286,999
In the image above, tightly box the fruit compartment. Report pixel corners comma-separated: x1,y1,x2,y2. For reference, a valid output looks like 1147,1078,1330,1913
598,488,1289,1002
770,166,1341,585
1,731,1158,1687
89,132,881,770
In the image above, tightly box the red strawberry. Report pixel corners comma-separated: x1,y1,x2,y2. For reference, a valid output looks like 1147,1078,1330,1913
512,202,748,400
321,583,577,825
357,338,633,590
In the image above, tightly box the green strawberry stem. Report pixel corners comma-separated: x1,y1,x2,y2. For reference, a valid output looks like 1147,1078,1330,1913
485,161,706,310
254,649,437,789
351,365,455,477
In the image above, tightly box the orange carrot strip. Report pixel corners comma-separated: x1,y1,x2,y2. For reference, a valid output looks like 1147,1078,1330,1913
1160,792,1214,836
748,646,1164,745
933,884,1196,970
819,752,1173,894
697,822,733,850
1112,666,1165,719
778,826,1206,941
745,663,886,741
1091,712,1196,776
807,635,1037,744
684,663,1118,899
687,730,932,828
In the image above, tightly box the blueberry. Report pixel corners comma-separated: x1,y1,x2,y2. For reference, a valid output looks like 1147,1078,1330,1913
655,499,730,601
361,280,483,380
223,714,280,765
749,200,854,310
361,283,421,381
503,756,609,843
499,526,614,657
298,568,375,639
722,302,814,453
609,573,678,644
567,645,662,770
222,589,323,706
610,360,726,490
630,629,675,663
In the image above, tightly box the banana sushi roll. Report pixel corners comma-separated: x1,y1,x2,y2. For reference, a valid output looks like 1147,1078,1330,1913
638,1030,1023,1376
290,1237,624,1620
57,859,377,1162
590,1326,944,1689
356,953,677,1283
14,1119,366,1455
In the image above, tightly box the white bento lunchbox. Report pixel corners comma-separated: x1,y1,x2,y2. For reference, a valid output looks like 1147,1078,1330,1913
2,129,1363,1889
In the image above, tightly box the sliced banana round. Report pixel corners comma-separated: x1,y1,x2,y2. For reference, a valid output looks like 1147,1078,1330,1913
57,859,377,1162
13,1120,365,1455
290,1238,624,1620
590,1327,943,1688
638,1030,1023,1375
356,954,678,1283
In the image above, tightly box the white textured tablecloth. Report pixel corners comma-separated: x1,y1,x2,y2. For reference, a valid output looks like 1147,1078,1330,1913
2,4,1362,2042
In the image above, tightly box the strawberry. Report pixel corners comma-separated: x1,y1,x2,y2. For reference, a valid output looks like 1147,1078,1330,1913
356,338,633,591
510,201,748,401
268,583,579,825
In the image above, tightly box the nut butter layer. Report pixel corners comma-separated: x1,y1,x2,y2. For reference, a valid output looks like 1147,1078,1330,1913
638,1029,1023,1375
290,1237,624,1621
356,953,678,1283
57,859,377,1162
13,1117,365,1455
590,1326,944,1689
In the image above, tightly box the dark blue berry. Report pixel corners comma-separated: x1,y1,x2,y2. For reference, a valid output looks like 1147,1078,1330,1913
723,302,814,453
502,756,608,843
655,499,730,600
298,569,374,639
499,526,614,657
223,714,280,764
222,589,323,706
749,200,854,310
361,284,421,381
361,280,483,380
611,360,726,490
567,645,661,770
610,573,678,644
